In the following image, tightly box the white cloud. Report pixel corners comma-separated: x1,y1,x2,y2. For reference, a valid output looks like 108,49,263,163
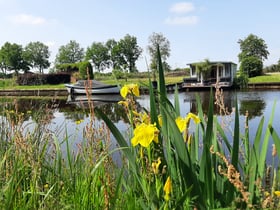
9,13,47,25
165,16,198,25
169,2,195,14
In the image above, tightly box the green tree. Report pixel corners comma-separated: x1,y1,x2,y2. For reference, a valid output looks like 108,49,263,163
0,42,29,75
240,56,263,77
147,32,171,72
85,42,110,72
106,39,120,69
117,34,142,73
238,34,269,62
55,40,84,64
23,41,50,74
238,34,269,77
195,59,212,83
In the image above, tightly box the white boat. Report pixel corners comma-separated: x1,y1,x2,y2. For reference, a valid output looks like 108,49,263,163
65,80,120,95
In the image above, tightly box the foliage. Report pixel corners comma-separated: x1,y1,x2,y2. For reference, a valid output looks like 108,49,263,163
240,56,263,77
96,47,280,209
238,34,269,62
55,40,84,64
116,34,142,73
16,72,71,85
78,61,94,79
233,72,249,89
238,34,269,77
23,41,51,74
263,63,280,73
0,42,29,75
85,42,110,72
147,32,170,72
1,47,280,209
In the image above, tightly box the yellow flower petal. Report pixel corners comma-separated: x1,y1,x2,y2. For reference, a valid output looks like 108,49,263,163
274,191,280,197
152,157,161,174
120,86,129,98
131,123,159,147
175,116,187,132
163,176,172,201
186,113,200,124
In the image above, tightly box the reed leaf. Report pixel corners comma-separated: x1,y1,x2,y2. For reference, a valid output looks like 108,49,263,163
258,101,276,178
199,89,214,209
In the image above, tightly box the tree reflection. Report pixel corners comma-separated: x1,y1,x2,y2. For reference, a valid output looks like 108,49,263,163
239,100,266,120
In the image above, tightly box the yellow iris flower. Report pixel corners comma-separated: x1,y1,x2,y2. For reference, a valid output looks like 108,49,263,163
163,176,172,201
120,84,140,98
131,123,159,147
175,113,200,132
152,157,161,174
274,191,280,197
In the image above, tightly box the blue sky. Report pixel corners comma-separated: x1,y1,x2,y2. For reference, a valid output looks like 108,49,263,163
0,0,279,71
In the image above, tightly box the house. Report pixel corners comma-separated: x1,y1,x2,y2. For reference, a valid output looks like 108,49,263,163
183,61,237,89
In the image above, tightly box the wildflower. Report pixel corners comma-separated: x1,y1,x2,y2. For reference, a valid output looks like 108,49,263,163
163,176,172,201
44,183,49,189
175,116,187,132
152,157,161,174
75,119,84,125
175,113,200,132
186,112,200,124
139,111,150,124
274,191,280,197
120,84,140,98
118,100,129,108
131,123,159,147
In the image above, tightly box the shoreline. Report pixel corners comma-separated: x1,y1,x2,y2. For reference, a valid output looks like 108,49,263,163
1,82,280,96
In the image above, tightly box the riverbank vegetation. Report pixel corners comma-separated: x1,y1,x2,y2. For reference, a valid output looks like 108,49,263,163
1,48,280,209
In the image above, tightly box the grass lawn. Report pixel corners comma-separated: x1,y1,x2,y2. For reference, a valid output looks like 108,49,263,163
248,72,280,83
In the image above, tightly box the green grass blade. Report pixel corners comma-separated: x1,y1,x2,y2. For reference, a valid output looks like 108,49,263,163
174,84,180,116
258,101,276,178
199,88,214,209
231,98,239,169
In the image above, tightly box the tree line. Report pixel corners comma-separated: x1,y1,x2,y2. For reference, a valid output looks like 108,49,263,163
0,32,171,77
0,32,279,78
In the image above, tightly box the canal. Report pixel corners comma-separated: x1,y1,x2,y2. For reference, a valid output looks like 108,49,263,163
1,89,279,162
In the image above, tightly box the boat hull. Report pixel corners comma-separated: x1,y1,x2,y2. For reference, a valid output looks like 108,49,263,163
65,84,120,95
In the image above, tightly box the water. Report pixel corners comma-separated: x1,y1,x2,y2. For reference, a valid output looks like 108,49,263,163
1,89,280,159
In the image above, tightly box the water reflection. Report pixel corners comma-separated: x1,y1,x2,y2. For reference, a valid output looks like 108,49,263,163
0,95,127,124
0,90,278,124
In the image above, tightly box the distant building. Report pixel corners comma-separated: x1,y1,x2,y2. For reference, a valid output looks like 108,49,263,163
183,61,237,88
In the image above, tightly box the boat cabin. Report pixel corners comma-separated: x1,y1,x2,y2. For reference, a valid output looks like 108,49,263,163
183,61,237,88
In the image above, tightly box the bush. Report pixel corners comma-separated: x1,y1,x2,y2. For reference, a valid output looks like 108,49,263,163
240,56,263,77
233,72,249,89
16,73,71,85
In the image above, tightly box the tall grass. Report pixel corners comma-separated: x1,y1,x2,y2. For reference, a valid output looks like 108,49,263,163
97,47,280,209
1,46,280,209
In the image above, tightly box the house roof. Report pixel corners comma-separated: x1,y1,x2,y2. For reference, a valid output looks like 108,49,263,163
187,61,237,66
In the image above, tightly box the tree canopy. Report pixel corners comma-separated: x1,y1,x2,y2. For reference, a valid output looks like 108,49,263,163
55,40,85,64
0,42,29,75
238,34,269,62
23,41,51,74
238,34,269,77
117,34,142,73
85,42,110,72
147,32,170,71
